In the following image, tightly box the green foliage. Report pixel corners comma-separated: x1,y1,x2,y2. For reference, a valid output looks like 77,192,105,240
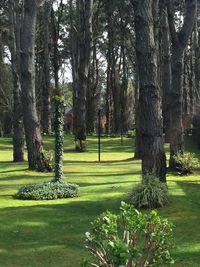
53,96,65,181
42,149,54,171
127,174,169,209
173,152,200,175
15,181,79,200
84,202,174,267
127,129,135,137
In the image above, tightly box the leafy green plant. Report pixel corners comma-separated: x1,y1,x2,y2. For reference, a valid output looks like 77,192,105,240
127,174,169,209
53,95,65,181
127,129,136,137
42,149,54,170
15,181,79,200
15,96,80,201
84,202,174,266
173,152,200,175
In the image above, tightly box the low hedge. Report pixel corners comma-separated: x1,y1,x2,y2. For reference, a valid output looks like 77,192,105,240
15,181,79,200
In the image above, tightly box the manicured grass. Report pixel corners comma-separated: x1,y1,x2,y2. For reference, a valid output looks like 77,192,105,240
0,135,200,266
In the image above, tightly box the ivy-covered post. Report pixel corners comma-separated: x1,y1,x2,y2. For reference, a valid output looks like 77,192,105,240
53,96,64,182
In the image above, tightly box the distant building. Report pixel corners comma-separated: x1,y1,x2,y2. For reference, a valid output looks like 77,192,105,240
64,107,107,132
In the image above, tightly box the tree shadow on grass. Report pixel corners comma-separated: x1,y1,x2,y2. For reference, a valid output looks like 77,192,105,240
64,139,134,154
0,191,200,267
78,180,138,188
0,168,28,174
176,181,200,208
0,197,122,267
0,174,51,183
158,181,200,266
63,157,139,164
65,171,141,179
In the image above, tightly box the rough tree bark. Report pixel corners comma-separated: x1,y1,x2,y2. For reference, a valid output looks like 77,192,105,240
86,1,100,134
134,62,143,159
20,0,51,171
105,0,113,134
41,0,52,134
193,3,200,147
132,0,166,182
167,0,197,170
50,0,63,95
71,0,93,151
8,0,24,162
160,1,171,142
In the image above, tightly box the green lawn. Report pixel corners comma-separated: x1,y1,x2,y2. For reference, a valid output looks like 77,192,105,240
0,135,200,267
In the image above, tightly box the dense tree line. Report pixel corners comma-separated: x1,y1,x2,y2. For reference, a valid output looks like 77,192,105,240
0,0,199,182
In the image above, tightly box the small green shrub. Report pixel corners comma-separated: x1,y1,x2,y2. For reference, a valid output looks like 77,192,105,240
83,202,174,267
15,181,79,200
43,149,54,169
173,152,200,175
127,129,135,137
127,174,169,209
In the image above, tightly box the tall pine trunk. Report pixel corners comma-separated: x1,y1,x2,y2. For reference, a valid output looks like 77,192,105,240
167,0,197,169
133,0,166,182
160,3,171,142
71,0,93,151
8,0,24,162
20,0,50,171
41,1,52,134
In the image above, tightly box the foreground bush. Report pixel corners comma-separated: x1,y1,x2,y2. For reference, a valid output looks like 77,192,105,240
16,181,79,200
83,202,174,267
127,174,169,209
173,152,200,175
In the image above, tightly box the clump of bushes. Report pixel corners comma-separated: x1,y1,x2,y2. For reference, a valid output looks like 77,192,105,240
83,202,174,267
15,181,79,200
127,174,169,209
173,152,200,175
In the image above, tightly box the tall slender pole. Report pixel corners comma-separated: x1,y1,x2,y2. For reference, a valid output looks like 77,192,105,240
98,109,101,162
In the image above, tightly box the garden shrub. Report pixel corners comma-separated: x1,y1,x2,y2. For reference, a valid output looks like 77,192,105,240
127,174,169,209
15,181,79,200
15,96,80,201
173,152,200,175
42,149,54,170
83,202,174,267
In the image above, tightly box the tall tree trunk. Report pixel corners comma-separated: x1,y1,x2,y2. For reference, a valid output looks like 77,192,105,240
183,43,195,131
8,0,24,162
51,3,62,95
160,2,171,142
20,0,50,171
133,0,166,182
41,1,52,134
105,0,113,135
112,65,121,133
193,5,200,147
167,0,197,169
120,20,128,133
134,67,143,159
86,44,99,134
86,3,100,134
71,0,93,151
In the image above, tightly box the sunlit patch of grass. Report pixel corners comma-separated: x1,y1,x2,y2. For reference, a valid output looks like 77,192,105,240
0,135,200,266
